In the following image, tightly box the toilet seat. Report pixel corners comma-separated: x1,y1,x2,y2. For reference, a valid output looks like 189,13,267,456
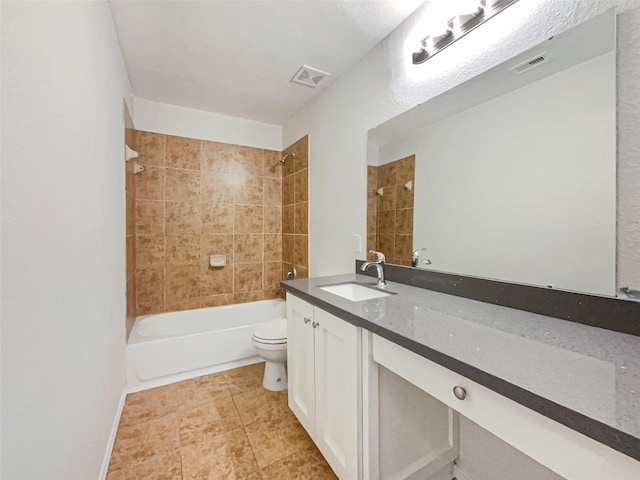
252,318,287,344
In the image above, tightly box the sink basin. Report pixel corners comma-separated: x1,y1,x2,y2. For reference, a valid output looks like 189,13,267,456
318,282,393,301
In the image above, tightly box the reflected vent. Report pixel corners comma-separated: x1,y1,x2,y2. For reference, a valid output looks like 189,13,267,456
291,65,330,88
508,53,552,75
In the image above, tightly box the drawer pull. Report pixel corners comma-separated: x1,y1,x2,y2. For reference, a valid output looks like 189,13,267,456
303,317,311,324
312,321,320,328
453,386,467,400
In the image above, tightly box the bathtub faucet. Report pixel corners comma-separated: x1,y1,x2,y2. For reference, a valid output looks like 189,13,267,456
361,250,386,287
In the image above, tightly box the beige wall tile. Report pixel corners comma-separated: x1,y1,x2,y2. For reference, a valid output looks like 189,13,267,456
165,265,200,302
282,174,295,206
165,135,201,170
282,234,294,264
378,234,395,260
201,294,234,308
201,266,233,295
290,135,308,173
282,152,295,178
394,234,413,262
165,296,204,312
377,186,396,211
395,208,413,234
262,290,281,300
136,131,165,167
378,162,396,186
263,177,282,206
264,234,282,262
282,204,294,234
200,171,234,204
126,192,134,236
396,183,414,209
136,200,164,235
165,201,200,235
294,202,308,235
234,291,263,304
126,236,135,280
165,235,200,266
234,205,263,233
377,210,396,235
263,262,282,291
136,267,165,314
294,235,308,267
136,235,164,267
234,174,263,205
293,169,308,203
165,168,200,202
136,166,165,201
234,145,264,177
201,203,233,234
234,234,263,264
263,150,282,178
234,263,263,292
396,155,415,184
201,141,236,172
201,234,233,264
264,206,282,234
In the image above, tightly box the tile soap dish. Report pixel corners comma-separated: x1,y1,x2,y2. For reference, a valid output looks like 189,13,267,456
209,255,226,267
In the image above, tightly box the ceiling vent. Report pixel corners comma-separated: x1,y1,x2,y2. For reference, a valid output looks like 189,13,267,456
291,65,330,88
508,52,552,75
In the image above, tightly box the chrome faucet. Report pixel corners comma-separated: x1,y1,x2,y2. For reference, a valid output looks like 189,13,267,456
361,250,386,286
412,247,432,267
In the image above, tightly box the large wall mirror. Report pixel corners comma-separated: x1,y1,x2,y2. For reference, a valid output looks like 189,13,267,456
367,11,616,297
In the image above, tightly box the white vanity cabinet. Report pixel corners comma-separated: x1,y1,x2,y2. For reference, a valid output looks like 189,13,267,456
286,293,360,480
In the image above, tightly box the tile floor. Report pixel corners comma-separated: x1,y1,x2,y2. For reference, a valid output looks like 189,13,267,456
107,362,337,479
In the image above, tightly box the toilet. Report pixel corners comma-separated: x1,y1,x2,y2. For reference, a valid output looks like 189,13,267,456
252,319,288,391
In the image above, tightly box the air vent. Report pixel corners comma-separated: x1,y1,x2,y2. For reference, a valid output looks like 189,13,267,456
291,65,330,88
508,52,552,75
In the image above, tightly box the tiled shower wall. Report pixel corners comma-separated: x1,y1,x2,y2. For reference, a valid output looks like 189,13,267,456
366,155,415,265
125,120,137,335
282,136,309,281
133,131,284,314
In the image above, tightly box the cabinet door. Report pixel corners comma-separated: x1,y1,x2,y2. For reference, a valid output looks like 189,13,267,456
313,307,359,480
286,294,316,437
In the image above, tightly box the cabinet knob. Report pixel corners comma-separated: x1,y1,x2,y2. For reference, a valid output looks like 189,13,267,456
453,386,467,400
312,321,319,328
303,317,311,324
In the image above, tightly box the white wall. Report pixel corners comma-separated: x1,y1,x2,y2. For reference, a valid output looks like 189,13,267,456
1,2,132,479
378,52,616,296
134,97,282,150
283,0,640,292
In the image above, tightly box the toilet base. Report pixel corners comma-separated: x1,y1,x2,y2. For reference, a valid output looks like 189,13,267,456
263,360,287,391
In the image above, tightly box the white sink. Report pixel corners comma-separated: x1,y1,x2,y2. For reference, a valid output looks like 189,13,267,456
319,282,393,301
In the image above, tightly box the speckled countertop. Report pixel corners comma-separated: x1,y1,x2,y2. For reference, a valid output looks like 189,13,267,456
281,273,640,462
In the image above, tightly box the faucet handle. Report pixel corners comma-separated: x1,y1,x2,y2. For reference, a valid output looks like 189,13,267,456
412,247,426,259
369,250,386,263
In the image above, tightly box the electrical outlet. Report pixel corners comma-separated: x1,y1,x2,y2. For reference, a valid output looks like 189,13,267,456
353,235,362,253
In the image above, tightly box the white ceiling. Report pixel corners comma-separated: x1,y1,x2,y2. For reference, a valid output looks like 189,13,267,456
109,0,425,125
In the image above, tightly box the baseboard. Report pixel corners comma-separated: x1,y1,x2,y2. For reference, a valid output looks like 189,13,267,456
98,387,127,480
127,356,263,393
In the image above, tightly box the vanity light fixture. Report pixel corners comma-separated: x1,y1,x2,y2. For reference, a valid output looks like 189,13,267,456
413,0,519,64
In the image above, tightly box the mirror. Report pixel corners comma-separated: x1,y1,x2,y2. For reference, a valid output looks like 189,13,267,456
367,11,616,297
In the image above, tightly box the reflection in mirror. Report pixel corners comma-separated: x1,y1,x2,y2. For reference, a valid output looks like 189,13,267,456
367,11,616,296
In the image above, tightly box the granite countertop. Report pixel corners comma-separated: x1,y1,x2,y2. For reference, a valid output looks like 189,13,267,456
281,273,640,462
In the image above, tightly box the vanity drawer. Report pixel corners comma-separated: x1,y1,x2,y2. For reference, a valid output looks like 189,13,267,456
371,334,640,480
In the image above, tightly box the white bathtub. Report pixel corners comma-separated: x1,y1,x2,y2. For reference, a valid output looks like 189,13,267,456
127,299,286,390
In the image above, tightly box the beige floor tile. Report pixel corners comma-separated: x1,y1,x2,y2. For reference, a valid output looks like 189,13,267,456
119,383,178,427
179,392,242,445
244,413,315,468
261,446,338,480
106,450,182,480
225,363,265,396
177,371,230,410
233,387,289,426
109,413,179,472
181,428,259,480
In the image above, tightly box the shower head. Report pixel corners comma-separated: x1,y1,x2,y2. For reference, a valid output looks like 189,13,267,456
281,152,295,163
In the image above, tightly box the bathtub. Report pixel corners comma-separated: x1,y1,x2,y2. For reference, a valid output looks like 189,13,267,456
127,299,286,390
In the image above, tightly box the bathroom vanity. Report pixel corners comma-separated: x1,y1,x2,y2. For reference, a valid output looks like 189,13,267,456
282,274,640,480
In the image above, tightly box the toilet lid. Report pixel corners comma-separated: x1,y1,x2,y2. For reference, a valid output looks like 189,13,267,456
253,318,287,342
